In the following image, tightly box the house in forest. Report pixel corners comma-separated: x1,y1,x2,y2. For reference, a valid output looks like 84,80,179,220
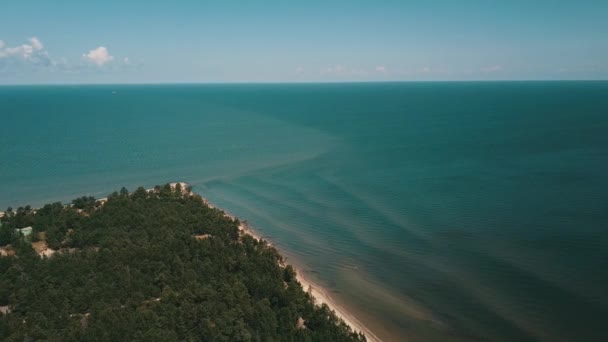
15,226,33,237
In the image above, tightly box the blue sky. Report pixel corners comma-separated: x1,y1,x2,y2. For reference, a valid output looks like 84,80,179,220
1,0,607,84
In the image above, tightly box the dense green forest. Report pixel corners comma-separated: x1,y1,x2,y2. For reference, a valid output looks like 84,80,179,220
0,184,366,341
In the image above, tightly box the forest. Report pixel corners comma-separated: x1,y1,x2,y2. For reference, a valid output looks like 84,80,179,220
0,183,366,341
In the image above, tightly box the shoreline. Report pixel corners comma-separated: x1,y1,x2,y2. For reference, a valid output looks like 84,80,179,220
200,193,382,342
3,182,381,341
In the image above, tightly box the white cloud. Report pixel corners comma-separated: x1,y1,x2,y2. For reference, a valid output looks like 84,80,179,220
2,44,33,58
0,37,47,60
295,66,304,74
321,64,345,75
83,46,114,66
321,64,394,78
321,64,368,76
29,37,43,50
375,65,388,74
480,65,503,73
1,37,134,77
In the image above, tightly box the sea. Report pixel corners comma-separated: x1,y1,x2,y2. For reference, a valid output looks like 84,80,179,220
1,82,607,341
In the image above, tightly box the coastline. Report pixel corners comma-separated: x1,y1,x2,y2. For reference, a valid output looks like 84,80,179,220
3,182,381,341
200,193,382,342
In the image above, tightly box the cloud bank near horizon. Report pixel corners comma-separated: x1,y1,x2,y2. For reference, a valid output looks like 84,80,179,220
0,37,130,78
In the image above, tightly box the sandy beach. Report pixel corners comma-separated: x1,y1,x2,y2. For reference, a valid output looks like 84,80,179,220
199,191,381,342
294,267,382,342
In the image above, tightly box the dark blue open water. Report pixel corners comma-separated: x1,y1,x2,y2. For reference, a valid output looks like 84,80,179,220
1,82,607,341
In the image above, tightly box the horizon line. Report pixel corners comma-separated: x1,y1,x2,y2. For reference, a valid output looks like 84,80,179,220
1,79,607,87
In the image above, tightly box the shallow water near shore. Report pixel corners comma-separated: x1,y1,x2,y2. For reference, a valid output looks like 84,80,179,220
2,82,608,341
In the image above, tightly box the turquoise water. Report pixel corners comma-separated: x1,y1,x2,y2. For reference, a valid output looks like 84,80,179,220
1,82,607,341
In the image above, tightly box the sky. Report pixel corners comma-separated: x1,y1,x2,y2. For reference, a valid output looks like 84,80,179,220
1,0,607,84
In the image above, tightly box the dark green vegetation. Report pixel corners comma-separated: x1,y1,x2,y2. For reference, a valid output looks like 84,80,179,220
0,184,365,341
